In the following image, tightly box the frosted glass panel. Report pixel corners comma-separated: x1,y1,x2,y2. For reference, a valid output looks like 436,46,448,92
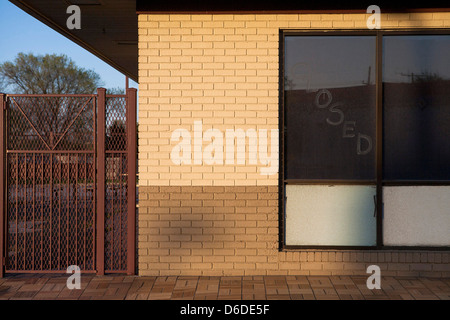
285,185,377,246
383,186,450,246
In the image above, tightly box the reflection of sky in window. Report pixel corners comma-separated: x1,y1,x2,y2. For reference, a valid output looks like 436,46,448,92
383,35,450,83
284,36,376,90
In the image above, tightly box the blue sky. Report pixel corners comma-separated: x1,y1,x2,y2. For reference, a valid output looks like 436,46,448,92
0,1,137,91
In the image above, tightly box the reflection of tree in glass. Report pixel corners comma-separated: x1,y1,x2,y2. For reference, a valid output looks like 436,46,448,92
399,71,443,83
284,76,294,91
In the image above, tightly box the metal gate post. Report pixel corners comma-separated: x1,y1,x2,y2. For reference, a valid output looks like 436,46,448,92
96,88,106,275
126,88,137,275
0,94,6,278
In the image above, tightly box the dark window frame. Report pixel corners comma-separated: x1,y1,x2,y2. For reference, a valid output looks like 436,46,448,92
279,29,450,251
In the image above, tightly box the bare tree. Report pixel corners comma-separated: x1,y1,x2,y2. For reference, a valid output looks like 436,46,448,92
0,52,102,94
1,53,104,150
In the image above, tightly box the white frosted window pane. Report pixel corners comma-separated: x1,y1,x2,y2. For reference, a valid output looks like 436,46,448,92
383,186,450,246
285,185,377,246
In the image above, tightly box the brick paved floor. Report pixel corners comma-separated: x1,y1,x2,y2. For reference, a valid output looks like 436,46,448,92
0,274,449,300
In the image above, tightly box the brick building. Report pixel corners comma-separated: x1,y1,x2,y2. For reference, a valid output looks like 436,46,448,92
3,1,450,277
136,8,450,277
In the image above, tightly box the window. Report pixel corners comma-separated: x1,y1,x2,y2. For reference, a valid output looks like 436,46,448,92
281,31,450,248
284,36,376,181
383,35,450,181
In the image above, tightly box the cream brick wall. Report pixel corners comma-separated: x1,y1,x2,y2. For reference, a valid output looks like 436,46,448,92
137,12,450,277
138,12,450,187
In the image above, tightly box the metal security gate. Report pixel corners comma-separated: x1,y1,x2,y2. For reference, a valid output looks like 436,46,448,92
0,88,136,276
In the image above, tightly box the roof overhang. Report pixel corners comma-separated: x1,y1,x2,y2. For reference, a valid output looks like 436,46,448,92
10,0,138,82
10,0,449,83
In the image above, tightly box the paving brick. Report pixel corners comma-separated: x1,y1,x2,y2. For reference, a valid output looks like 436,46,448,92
0,274,449,300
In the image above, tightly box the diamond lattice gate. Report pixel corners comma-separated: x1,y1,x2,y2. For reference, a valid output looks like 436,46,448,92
0,89,137,276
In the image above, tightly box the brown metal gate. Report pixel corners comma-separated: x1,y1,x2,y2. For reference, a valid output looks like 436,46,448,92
0,88,136,276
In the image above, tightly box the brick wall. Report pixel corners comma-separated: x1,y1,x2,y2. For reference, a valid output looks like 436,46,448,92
138,186,450,276
137,12,450,277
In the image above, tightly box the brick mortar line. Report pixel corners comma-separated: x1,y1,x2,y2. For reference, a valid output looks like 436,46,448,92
3,275,45,299
189,276,200,300
417,278,446,299
32,276,55,299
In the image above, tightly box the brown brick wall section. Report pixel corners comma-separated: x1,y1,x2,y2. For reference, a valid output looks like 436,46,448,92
138,186,450,277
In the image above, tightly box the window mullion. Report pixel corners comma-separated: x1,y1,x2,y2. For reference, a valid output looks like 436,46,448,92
376,31,384,247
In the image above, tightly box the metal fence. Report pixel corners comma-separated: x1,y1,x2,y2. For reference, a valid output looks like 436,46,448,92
0,88,137,276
